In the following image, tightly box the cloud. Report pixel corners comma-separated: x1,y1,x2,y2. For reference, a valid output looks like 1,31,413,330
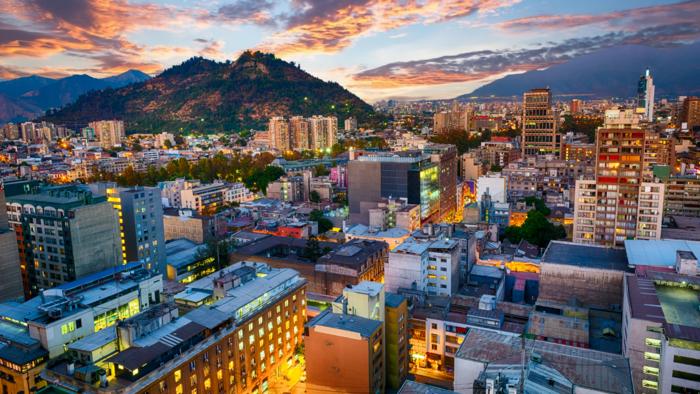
195,39,226,59
351,23,700,88
498,0,700,32
217,0,275,25
0,0,206,76
260,0,520,55
0,64,30,79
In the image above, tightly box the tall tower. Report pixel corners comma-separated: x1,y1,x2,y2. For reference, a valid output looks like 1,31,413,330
268,116,290,151
521,88,559,158
636,69,655,122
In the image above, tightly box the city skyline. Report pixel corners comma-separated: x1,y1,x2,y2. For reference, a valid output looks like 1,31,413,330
1,0,699,101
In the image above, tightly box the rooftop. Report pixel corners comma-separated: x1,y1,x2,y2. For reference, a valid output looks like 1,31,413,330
542,241,629,271
456,329,633,394
165,238,208,269
346,281,383,297
307,309,381,338
624,239,700,268
385,292,406,309
398,380,457,394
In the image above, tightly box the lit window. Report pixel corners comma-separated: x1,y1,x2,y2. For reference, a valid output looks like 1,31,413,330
174,370,181,383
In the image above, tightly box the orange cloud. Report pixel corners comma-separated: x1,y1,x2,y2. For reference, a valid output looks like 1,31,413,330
0,0,206,77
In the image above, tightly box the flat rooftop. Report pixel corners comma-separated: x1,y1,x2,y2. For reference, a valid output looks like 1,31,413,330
624,239,700,268
657,285,700,328
542,241,628,271
307,309,381,338
398,380,456,394
165,238,207,268
456,329,633,394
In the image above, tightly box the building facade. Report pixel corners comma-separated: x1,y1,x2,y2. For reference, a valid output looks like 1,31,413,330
521,88,560,158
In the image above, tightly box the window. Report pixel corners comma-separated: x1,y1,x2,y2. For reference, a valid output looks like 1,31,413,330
674,355,700,367
672,370,700,382
174,370,181,383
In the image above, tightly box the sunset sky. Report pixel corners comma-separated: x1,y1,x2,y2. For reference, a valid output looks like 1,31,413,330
1,0,699,101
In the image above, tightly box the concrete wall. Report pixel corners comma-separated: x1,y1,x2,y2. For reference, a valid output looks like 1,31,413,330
453,357,486,394
305,327,372,393
0,230,23,301
539,263,624,310
71,201,122,278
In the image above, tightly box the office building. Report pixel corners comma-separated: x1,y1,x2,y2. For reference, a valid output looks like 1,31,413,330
0,188,23,301
521,88,560,157
637,69,655,122
89,120,125,149
305,310,384,393
43,262,306,393
6,186,122,298
104,186,166,273
424,144,458,222
681,96,700,131
460,152,482,181
348,151,439,225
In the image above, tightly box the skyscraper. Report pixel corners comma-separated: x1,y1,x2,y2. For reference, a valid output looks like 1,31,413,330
521,88,560,157
308,115,337,151
6,185,122,297
636,69,655,122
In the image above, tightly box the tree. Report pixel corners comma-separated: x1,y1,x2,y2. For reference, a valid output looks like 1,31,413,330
132,142,143,152
310,209,333,233
309,190,321,203
502,210,566,248
314,164,330,176
195,238,236,271
560,114,603,143
490,164,502,172
523,196,551,216
163,139,173,149
302,236,325,262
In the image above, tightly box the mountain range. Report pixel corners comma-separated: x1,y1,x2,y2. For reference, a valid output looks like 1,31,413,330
41,52,374,133
460,43,700,99
0,70,150,124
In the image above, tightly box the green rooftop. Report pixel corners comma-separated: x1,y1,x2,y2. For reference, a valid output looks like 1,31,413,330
657,285,700,328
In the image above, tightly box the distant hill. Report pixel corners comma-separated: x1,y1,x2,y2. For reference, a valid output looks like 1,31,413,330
0,70,150,124
460,43,700,99
41,52,374,133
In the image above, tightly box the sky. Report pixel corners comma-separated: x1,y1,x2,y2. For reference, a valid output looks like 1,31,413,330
1,0,699,102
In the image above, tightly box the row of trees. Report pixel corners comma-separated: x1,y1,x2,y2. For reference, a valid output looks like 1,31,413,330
88,152,285,193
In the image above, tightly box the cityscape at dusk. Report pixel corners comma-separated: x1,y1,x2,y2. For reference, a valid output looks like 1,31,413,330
1,1,700,394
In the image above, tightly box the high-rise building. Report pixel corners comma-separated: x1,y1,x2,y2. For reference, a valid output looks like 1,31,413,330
269,116,291,151
637,69,655,122
105,186,166,273
0,188,23,301
521,88,560,157
573,109,665,246
424,144,458,222
309,115,337,152
681,96,700,131
289,116,310,150
348,151,440,225
664,176,700,217
6,185,122,297
89,120,125,148
570,98,582,114
344,116,358,131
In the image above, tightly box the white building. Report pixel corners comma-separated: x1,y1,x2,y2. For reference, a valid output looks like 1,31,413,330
225,182,256,204
385,237,460,296
476,174,507,204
